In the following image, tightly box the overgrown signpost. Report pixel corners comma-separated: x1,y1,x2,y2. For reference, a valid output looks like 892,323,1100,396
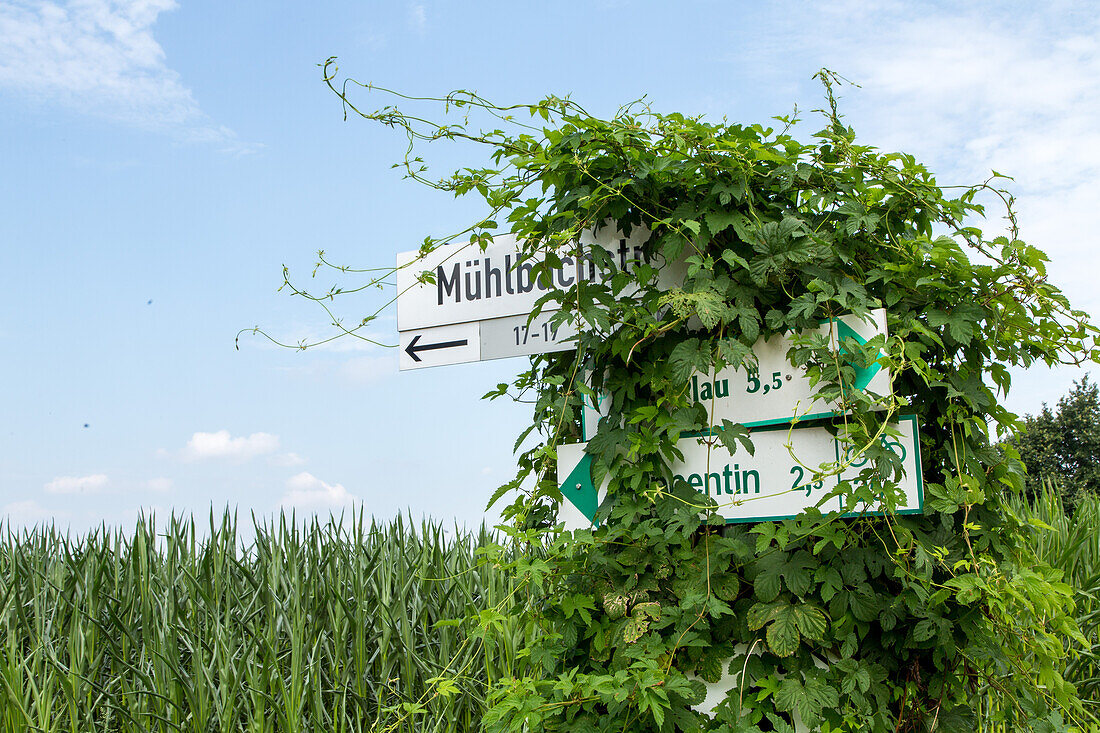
288,63,1100,731
398,235,923,530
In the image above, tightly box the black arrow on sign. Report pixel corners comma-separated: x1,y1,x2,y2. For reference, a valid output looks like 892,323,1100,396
404,334,469,362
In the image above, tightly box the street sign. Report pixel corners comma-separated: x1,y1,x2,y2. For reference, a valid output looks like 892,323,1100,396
398,312,579,370
396,226,670,370
557,415,923,529
581,309,891,440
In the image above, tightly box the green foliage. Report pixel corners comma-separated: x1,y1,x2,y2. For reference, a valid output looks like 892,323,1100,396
1011,375,1100,506
1011,483,1100,713
0,512,527,732
313,63,1099,731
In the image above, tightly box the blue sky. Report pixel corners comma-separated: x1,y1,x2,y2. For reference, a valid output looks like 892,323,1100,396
1,0,1098,531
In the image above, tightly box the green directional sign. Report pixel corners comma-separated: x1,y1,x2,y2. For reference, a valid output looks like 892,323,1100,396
558,415,924,530
835,318,882,392
582,309,891,441
558,450,598,524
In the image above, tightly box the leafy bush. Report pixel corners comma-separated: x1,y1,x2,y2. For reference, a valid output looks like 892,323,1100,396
315,66,1099,731
1011,483,1100,712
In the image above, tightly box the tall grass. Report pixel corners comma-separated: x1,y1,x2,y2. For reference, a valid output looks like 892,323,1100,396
11,494,1099,731
0,512,530,732
1011,483,1100,710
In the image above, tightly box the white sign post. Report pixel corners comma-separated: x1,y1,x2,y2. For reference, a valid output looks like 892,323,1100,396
581,309,891,440
396,227,664,370
557,415,924,529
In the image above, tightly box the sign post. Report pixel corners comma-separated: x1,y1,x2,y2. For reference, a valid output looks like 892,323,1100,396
394,233,923,531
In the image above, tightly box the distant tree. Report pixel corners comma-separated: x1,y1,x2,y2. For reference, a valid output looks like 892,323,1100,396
1012,375,1100,505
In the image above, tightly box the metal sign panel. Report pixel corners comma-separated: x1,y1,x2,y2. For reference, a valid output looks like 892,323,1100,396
558,415,923,529
398,312,580,370
397,228,653,330
396,226,675,370
581,309,891,439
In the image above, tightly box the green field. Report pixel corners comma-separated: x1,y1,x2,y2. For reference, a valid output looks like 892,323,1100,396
0,513,529,732
2,496,1098,731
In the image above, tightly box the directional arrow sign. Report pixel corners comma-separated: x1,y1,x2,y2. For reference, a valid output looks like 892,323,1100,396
398,322,480,370
582,309,891,440
404,334,469,362
396,226,682,370
836,318,882,391
558,449,598,528
558,415,923,530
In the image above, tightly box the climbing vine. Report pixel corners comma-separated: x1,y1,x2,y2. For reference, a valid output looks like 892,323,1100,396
256,63,1099,731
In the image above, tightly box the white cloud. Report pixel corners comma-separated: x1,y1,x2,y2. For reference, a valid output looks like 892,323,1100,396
144,477,172,492
0,0,253,150
271,452,307,467
719,1,1100,415
408,3,426,33
2,499,55,527
845,12,1100,188
718,2,1100,325
185,430,279,460
279,472,358,512
832,6,1100,323
44,473,108,494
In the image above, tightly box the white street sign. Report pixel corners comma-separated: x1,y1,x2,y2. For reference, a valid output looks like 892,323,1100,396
396,226,672,370
581,309,891,439
398,321,479,370
558,415,923,529
398,312,581,370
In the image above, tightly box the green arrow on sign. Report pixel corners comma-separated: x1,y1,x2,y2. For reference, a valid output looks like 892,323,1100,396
836,319,883,391
560,452,598,523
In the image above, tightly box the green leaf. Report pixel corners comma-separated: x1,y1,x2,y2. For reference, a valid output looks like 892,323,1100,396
754,554,784,602
774,675,838,727
721,248,751,271
847,587,880,623
792,604,828,641
782,551,815,597
913,619,937,643
712,572,741,601
706,210,748,236
765,606,801,657
668,338,710,383
716,421,755,457
747,600,786,631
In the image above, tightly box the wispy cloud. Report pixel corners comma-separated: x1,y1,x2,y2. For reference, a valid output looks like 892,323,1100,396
271,452,307,467
44,473,108,494
831,5,1100,322
842,10,1100,192
185,430,280,460
0,0,255,151
144,477,173,492
408,3,426,34
279,472,358,512
3,499,55,527
732,0,1100,413
721,1,1100,321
